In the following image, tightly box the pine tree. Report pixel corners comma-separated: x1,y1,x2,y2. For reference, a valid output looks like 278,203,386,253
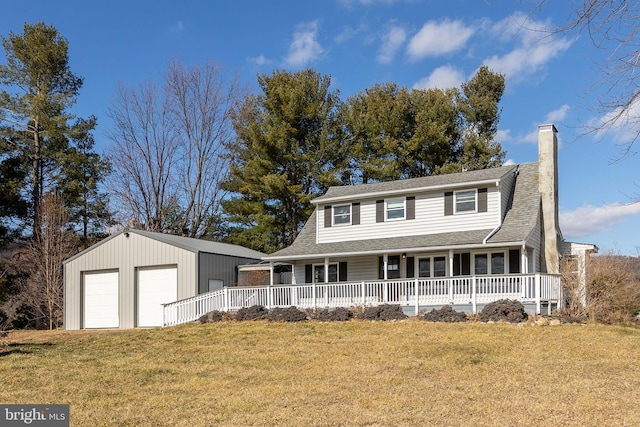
222,69,346,252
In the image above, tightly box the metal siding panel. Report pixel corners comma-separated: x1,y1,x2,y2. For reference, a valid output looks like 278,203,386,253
198,253,263,292
65,232,197,329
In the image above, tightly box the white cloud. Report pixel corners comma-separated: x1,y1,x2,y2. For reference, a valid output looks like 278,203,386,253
593,99,640,145
496,129,512,144
483,13,573,82
250,54,272,66
502,106,571,144
377,24,406,64
503,158,517,166
407,19,474,60
545,104,570,123
560,202,640,238
284,21,324,68
335,24,367,44
413,65,465,90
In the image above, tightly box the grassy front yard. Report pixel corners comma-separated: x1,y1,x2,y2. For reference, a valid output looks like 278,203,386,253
2,321,640,426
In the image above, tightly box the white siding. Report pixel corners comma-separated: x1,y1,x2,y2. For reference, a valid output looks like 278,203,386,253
318,187,501,244
292,255,393,284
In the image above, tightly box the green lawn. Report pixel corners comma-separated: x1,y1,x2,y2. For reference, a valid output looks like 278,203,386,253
2,321,640,426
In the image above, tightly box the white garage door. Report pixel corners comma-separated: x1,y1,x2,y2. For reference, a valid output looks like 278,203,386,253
84,271,119,329
137,267,178,327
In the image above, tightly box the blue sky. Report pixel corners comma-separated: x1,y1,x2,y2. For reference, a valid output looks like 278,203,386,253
2,0,639,255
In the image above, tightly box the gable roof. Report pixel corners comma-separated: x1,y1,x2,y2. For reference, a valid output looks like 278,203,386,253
264,163,542,261
313,164,517,204
64,229,265,264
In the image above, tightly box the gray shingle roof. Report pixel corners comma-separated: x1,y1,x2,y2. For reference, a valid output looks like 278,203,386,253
264,163,542,261
486,162,540,244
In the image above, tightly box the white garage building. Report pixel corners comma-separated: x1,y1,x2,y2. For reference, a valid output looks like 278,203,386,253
63,229,264,329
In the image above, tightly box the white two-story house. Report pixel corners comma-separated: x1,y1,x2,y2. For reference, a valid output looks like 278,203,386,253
260,124,596,314
160,124,595,325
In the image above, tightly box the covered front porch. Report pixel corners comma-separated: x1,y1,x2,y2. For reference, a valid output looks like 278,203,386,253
163,273,561,327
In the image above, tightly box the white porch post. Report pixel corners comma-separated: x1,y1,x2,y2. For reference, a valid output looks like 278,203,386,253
269,262,274,286
324,257,329,283
448,249,454,304
471,276,477,314
535,273,541,314
521,245,528,273
414,277,419,315
383,254,388,280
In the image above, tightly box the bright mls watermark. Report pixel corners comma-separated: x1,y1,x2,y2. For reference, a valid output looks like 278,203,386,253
1,405,69,426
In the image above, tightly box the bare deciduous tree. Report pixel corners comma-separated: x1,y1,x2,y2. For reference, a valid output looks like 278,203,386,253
107,82,179,233
524,1,640,154
166,60,241,237
2,191,77,329
107,60,242,237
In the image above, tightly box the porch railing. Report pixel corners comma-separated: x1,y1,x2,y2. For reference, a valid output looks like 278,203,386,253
163,273,561,327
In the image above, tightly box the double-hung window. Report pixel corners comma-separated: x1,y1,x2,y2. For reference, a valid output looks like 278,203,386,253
314,264,338,283
333,204,351,225
418,255,447,277
386,198,405,220
474,252,505,275
455,190,476,213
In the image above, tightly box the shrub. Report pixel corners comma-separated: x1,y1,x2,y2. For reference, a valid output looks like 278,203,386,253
479,299,527,323
317,307,354,322
267,306,307,322
421,305,467,322
198,310,228,323
235,305,268,321
360,304,407,321
584,253,640,324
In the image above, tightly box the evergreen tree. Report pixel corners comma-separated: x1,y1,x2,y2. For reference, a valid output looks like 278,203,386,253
342,66,505,181
222,69,346,253
0,22,109,239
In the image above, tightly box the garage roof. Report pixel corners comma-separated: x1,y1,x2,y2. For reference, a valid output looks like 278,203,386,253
64,228,265,264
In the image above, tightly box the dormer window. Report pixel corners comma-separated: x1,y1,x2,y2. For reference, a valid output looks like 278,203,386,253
333,204,351,225
386,198,405,220
445,188,488,216
455,190,476,213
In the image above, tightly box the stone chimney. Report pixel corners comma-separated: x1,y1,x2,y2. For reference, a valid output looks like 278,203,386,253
538,124,561,274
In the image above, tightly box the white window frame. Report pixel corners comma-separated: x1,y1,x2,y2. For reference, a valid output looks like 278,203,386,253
313,263,338,283
333,204,351,226
454,189,477,214
417,254,448,278
386,198,405,221
473,251,506,275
